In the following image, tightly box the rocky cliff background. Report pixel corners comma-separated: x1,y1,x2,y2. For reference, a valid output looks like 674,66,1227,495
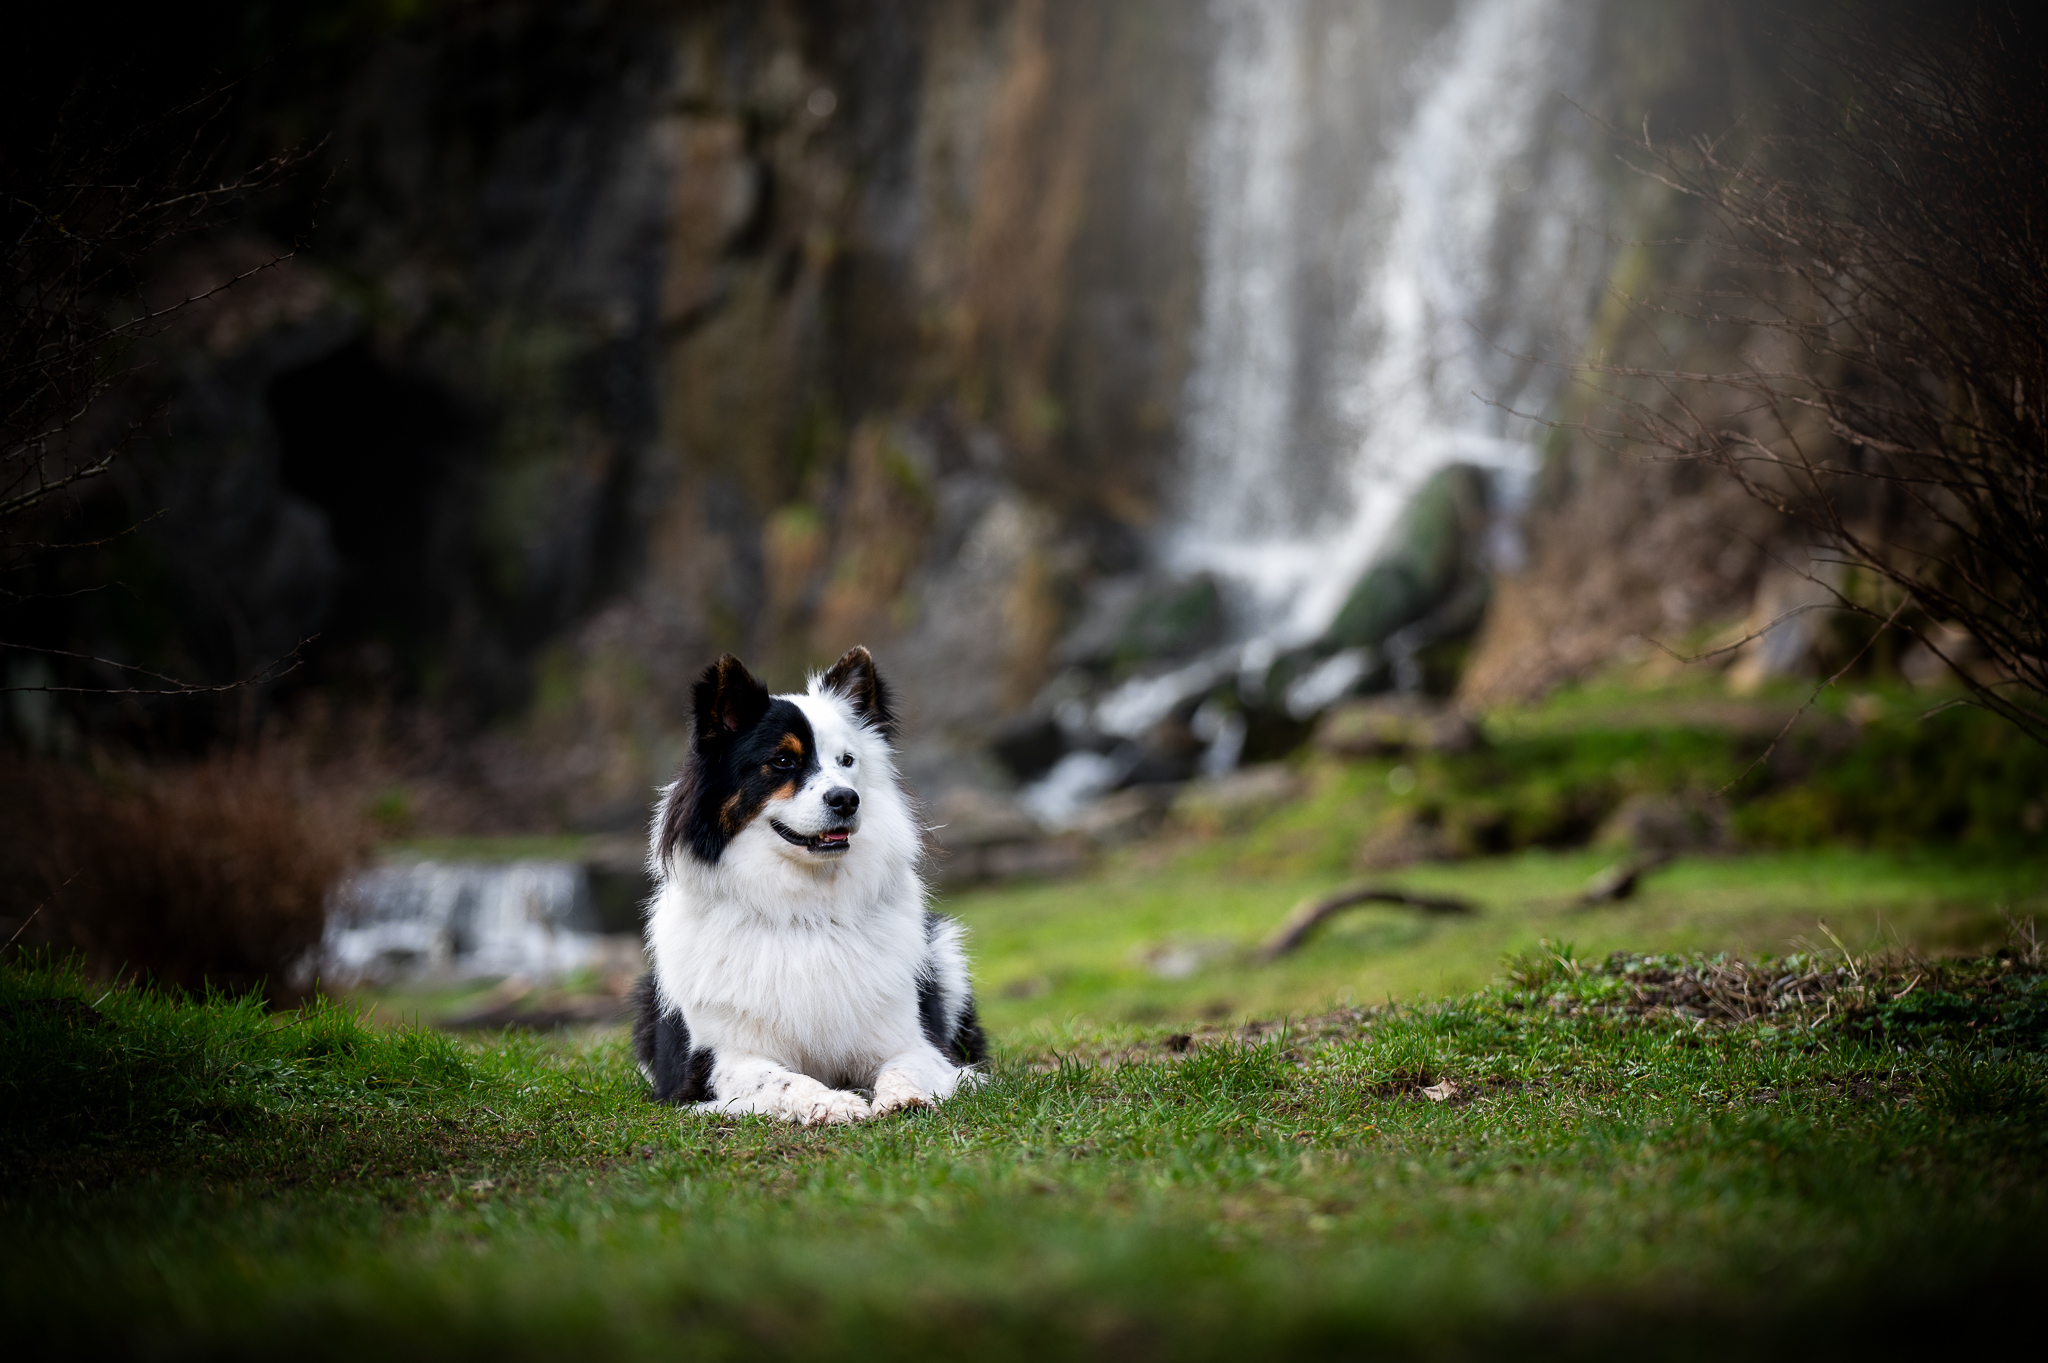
6,0,1833,833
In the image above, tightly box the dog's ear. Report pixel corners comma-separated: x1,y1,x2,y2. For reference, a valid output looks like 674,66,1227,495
821,645,897,740
691,654,770,745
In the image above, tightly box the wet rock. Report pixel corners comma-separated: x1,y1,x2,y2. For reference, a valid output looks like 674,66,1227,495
1727,553,1842,692
1324,465,1493,654
583,837,656,934
990,712,1068,782
1055,573,1228,678
1245,466,1500,723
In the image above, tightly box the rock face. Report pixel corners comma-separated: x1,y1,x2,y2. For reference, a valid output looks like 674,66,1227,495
25,0,1213,825
14,0,1820,830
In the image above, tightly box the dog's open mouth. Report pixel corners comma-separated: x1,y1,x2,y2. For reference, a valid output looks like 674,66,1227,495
770,819,853,854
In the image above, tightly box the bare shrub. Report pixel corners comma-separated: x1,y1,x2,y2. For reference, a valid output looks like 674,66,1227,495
0,754,369,999
1586,10,2048,743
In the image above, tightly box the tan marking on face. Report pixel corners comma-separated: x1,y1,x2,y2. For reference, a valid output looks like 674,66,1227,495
719,790,747,833
776,734,806,759
766,779,798,804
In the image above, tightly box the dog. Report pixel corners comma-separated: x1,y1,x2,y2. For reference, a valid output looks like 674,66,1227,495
631,646,986,1124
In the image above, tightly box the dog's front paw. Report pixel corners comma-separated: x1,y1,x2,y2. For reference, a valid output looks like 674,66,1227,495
874,1067,948,1115
871,1068,932,1116
801,1087,873,1126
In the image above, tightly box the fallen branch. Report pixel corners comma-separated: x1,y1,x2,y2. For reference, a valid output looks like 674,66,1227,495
1258,883,1476,960
1575,851,1676,907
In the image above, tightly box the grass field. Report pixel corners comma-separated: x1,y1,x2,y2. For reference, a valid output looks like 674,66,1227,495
949,845,2046,1039
6,920,2048,1360
5,686,2045,1359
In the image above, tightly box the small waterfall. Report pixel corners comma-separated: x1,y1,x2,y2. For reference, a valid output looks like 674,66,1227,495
1173,0,1602,646
319,860,611,985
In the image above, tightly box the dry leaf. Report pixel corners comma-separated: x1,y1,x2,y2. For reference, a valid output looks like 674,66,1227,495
1421,1079,1458,1103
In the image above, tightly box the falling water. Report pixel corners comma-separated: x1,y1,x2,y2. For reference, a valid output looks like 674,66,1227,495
1172,0,1603,647
1176,0,1313,558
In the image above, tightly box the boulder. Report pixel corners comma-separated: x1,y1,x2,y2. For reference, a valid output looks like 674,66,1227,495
1252,464,1498,719
1593,793,1728,855
1055,573,1228,678
1313,696,1483,758
1354,808,1457,870
1324,464,1492,653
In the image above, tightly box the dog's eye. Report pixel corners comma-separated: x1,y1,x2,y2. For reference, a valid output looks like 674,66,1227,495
770,753,798,771
839,753,854,767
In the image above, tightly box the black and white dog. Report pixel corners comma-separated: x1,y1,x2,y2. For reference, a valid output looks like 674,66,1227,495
631,646,986,1124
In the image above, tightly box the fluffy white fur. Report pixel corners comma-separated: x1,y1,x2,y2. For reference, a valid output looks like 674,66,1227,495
644,677,979,1124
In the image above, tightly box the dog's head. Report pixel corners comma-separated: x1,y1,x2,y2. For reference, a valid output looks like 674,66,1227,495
659,646,900,868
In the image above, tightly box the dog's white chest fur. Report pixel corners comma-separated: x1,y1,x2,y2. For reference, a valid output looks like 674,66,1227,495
646,859,929,1086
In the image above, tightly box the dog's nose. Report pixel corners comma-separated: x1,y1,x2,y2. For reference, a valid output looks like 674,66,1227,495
824,787,859,816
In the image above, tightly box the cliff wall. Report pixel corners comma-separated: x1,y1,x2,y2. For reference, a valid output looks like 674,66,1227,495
9,0,1826,830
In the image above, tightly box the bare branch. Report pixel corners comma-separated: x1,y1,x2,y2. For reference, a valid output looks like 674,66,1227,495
0,638,313,697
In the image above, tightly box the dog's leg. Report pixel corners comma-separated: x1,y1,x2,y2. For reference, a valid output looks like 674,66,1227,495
694,1054,872,1125
872,1042,982,1116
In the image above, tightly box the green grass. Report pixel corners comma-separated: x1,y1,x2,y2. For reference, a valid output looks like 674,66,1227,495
929,680,2046,1043
8,687,2045,1357
947,846,2048,1040
6,938,2047,1360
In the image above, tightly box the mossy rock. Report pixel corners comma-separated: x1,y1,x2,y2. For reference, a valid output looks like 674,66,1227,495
1108,574,1226,674
1324,464,1491,652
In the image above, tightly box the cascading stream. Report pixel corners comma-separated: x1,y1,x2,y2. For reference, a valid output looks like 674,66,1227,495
318,860,608,985
1027,0,1611,825
1172,0,1603,650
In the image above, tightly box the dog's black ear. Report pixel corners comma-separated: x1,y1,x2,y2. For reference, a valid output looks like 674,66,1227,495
821,645,896,740
691,654,770,744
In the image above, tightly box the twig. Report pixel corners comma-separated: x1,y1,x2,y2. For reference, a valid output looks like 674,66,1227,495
1642,602,1832,665
1716,597,1906,795
2,869,82,951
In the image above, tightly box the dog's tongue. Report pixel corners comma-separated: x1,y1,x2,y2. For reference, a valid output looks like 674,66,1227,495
818,830,849,846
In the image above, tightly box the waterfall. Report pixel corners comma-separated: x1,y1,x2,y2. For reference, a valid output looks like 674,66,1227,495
1176,0,1313,562
1172,0,1602,647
